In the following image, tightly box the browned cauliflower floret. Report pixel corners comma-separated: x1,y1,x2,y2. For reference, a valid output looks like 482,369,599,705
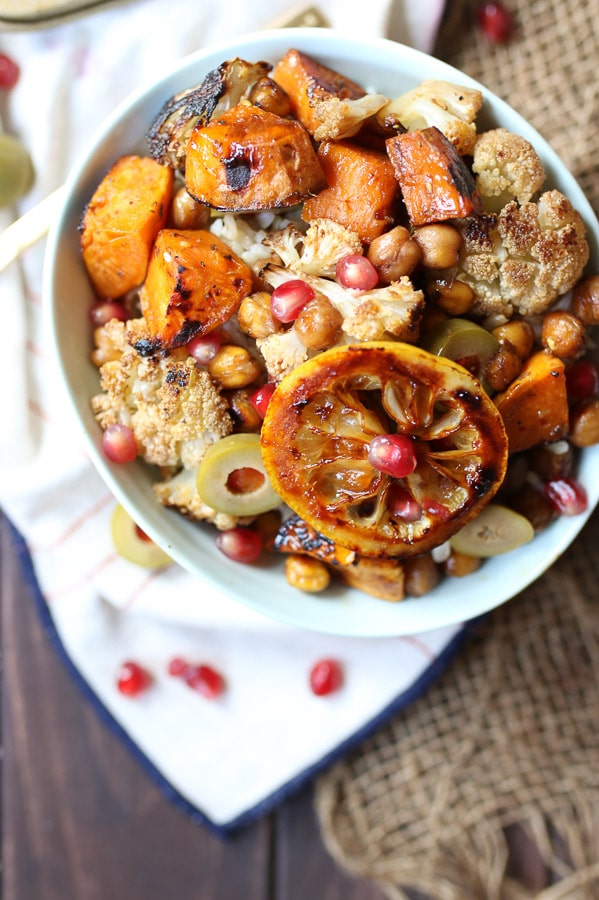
472,128,546,211
263,218,363,277
153,467,254,531
263,266,423,344
311,92,388,141
455,190,590,318
376,80,483,155
256,328,313,381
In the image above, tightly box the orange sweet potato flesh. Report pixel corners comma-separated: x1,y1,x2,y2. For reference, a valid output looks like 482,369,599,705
139,229,253,352
185,103,325,211
386,126,483,226
302,140,399,243
271,48,366,136
81,155,173,299
493,350,569,454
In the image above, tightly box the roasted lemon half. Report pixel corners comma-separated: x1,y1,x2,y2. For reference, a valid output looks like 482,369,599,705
260,342,508,557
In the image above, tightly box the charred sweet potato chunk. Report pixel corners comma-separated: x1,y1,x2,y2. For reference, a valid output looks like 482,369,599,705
184,103,325,211
338,555,405,602
386,126,483,226
271,48,365,136
138,229,253,352
274,513,356,566
494,350,569,454
81,155,173,299
302,140,399,243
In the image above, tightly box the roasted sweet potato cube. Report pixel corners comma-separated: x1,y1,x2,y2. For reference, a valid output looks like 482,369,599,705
81,155,173,299
139,229,253,352
493,351,569,454
271,48,365,136
386,126,483,226
338,555,405,602
302,140,399,243
184,103,325,211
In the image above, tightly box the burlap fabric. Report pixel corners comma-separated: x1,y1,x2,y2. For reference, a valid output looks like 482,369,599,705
315,2,599,897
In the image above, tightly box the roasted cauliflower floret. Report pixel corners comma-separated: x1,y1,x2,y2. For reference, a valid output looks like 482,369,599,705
455,190,590,318
91,318,233,470
377,80,483,155
311,92,388,141
263,265,424,344
256,327,313,381
153,467,253,530
472,128,546,211
263,218,363,277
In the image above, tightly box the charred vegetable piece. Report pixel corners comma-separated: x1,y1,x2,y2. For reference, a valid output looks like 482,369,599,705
147,58,272,169
274,513,356,566
185,103,326,211
81,155,173,299
138,229,253,353
386,126,483,226
271,47,366,136
338,555,405,602
493,351,569,454
302,140,399,244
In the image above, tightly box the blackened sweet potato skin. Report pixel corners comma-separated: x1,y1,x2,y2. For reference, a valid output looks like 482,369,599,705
184,103,326,211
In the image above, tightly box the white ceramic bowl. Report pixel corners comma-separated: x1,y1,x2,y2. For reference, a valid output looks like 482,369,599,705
45,28,599,637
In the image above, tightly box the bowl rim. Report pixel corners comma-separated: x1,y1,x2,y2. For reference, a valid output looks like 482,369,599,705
44,27,599,637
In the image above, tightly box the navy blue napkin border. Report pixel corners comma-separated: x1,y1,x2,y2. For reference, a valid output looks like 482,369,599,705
4,512,478,837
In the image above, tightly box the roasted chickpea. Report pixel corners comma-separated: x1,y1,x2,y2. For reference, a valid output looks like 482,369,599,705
404,554,441,597
484,344,523,392
367,226,422,283
570,399,599,447
294,295,342,350
170,186,211,230
208,345,261,389
528,440,573,480
412,224,462,269
541,310,586,359
249,77,292,117
511,485,556,532
284,554,331,593
492,320,535,359
226,388,262,432
429,277,474,315
571,274,599,324
444,550,481,578
238,292,281,339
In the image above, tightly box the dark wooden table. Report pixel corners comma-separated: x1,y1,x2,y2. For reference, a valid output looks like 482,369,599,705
1,513,389,900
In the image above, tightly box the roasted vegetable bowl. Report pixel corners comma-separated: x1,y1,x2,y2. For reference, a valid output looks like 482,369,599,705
45,29,599,637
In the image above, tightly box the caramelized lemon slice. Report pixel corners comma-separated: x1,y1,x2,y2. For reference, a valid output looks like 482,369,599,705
260,342,508,558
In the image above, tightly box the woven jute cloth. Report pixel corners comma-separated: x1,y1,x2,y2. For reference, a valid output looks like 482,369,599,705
315,2,599,897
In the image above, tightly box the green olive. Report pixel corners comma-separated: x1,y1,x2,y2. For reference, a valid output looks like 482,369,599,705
197,433,281,516
449,504,534,557
422,318,499,379
0,134,34,207
111,504,173,569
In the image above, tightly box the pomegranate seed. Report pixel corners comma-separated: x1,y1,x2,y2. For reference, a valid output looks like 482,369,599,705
566,360,599,401
89,300,128,327
309,659,343,696
215,526,262,563
368,433,417,478
184,664,225,699
0,53,19,89
336,254,379,291
544,477,588,516
476,2,513,44
168,656,190,677
270,279,315,322
117,661,152,696
249,382,276,418
187,331,222,365
423,499,452,521
387,484,422,521
102,423,137,463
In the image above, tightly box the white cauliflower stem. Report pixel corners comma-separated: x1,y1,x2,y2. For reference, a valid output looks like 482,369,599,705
263,218,363,277
377,79,483,155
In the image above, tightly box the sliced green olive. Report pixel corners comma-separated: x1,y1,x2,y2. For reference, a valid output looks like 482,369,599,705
0,134,34,207
422,318,499,379
197,433,281,516
111,504,173,569
449,503,534,557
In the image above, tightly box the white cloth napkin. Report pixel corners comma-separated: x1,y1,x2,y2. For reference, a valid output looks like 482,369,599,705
0,0,459,831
